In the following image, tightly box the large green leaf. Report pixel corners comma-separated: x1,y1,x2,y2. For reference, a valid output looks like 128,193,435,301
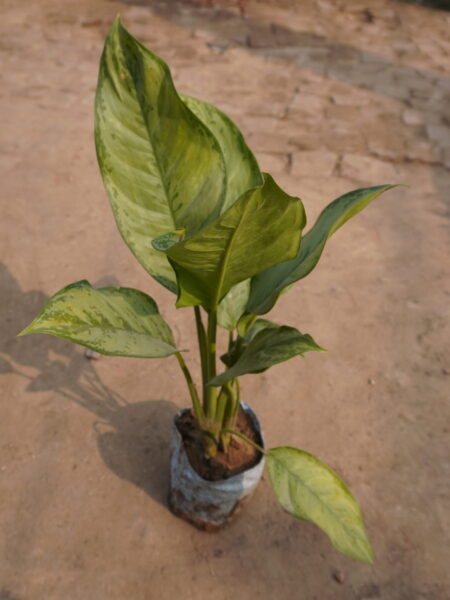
18,281,178,358
210,322,324,386
247,185,397,314
267,447,373,563
166,174,306,310
181,94,263,213
95,18,226,292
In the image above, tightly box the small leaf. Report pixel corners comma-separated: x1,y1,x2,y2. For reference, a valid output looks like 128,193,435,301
210,322,324,386
220,318,278,367
95,19,226,292
266,447,374,563
18,281,179,358
236,312,257,337
217,279,251,331
242,318,280,343
247,185,397,314
166,174,306,310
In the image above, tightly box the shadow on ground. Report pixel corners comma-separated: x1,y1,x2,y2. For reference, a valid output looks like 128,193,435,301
0,589,22,600
0,263,178,508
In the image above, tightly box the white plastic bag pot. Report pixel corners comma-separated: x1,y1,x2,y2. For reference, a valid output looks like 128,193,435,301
168,402,265,531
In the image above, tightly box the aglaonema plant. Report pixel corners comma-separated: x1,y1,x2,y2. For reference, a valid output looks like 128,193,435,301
19,18,397,563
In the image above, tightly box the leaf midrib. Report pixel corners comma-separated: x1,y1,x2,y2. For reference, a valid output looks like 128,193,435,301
34,324,175,347
119,27,177,230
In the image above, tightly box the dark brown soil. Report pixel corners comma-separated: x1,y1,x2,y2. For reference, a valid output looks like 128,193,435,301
176,407,263,481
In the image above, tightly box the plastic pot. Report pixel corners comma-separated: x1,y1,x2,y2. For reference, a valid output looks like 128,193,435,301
168,402,265,531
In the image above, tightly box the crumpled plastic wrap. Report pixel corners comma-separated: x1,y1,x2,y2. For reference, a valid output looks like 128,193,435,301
168,403,265,530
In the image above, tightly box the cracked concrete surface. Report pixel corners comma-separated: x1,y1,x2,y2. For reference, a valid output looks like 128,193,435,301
1,0,449,599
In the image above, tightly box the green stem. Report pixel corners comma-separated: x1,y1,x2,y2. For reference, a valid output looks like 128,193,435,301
214,386,229,436
220,381,240,453
232,377,240,417
205,309,218,420
194,306,208,405
224,378,240,431
175,352,204,422
208,309,218,378
222,428,265,454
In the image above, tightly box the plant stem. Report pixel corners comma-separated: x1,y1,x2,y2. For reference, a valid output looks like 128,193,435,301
220,381,239,453
205,309,218,420
207,309,218,378
175,352,204,422
194,306,208,405
233,377,240,416
223,377,240,431
222,428,265,454
214,386,229,437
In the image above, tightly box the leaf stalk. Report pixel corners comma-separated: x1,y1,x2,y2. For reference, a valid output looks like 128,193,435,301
222,428,265,454
175,352,204,422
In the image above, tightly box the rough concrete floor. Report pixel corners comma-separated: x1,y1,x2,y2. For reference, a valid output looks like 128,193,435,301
1,0,450,598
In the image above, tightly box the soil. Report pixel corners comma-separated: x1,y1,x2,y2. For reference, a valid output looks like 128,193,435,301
176,408,262,481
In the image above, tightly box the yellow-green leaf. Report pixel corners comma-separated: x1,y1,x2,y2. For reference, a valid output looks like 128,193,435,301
18,281,178,358
217,279,251,331
166,174,306,310
247,185,397,314
267,447,374,563
181,94,263,213
181,95,264,327
211,322,324,386
95,18,226,292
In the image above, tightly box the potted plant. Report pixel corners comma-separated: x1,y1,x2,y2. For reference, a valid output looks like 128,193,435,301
19,18,397,562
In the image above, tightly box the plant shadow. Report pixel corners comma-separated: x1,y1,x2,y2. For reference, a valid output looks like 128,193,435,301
94,398,178,506
1,262,178,508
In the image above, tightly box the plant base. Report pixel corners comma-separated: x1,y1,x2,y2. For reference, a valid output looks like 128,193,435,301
168,403,265,531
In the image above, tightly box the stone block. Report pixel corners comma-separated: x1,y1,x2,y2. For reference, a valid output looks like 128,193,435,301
366,129,406,160
286,131,327,151
442,149,450,170
288,92,328,118
322,122,367,154
240,115,281,135
291,150,338,177
426,124,450,149
405,140,437,163
256,152,288,174
402,109,423,127
326,104,363,121
245,101,287,119
330,89,371,107
341,153,398,182
247,131,292,154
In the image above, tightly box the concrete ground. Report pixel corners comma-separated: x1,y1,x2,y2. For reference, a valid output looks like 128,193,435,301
1,0,449,598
